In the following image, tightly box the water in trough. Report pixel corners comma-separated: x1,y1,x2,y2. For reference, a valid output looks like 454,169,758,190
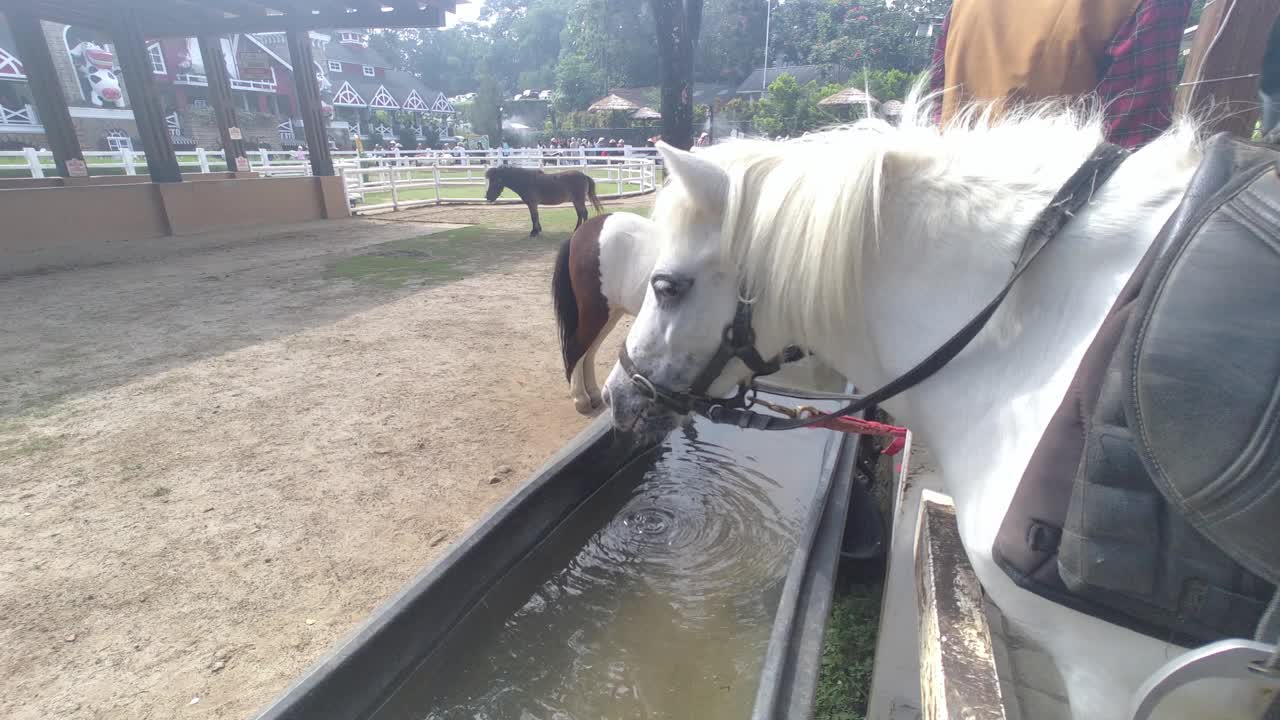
367,412,833,720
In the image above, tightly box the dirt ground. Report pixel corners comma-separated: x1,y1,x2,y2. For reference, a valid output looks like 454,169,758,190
0,202,646,720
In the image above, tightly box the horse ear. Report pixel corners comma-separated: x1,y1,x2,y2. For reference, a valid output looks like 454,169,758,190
656,142,727,215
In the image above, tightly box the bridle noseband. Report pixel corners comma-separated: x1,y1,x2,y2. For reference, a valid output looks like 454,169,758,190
618,143,1131,432
618,296,802,417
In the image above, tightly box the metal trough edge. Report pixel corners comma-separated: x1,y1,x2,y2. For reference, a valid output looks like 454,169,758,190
253,401,865,720
252,415,640,720
752,429,862,720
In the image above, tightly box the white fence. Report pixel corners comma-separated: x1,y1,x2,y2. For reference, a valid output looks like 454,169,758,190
337,148,660,214
0,146,660,213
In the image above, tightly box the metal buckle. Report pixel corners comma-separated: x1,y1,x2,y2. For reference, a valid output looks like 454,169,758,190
630,373,658,400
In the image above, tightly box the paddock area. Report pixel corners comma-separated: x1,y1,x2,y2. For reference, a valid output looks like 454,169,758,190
0,201,645,720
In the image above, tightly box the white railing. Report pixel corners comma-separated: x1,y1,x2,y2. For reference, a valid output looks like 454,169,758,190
0,104,38,127
0,147,663,201
230,78,276,92
334,149,659,215
174,73,208,86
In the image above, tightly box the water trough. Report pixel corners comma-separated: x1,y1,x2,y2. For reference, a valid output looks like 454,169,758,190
253,388,870,720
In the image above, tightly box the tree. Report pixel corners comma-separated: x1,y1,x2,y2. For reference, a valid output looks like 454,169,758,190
650,0,705,149
851,67,915,102
753,73,837,135
554,52,606,112
696,0,768,84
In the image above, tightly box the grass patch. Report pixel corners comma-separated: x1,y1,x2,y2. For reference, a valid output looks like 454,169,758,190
0,434,64,462
815,581,884,720
326,255,467,288
328,203,651,289
356,167,646,206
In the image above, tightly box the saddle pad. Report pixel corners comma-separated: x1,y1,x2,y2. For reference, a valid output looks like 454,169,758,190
994,133,1280,643
1126,149,1280,590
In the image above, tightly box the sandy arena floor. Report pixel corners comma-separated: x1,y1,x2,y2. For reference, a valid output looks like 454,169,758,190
0,207,635,720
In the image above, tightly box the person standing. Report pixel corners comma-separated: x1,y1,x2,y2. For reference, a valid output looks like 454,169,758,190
930,0,1192,149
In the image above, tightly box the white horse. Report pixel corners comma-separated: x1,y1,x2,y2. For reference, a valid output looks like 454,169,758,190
552,212,845,414
603,102,1275,720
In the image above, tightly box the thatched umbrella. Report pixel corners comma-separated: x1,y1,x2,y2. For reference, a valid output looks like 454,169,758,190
631,106,661,120
588,93,642,113
818,87,879,108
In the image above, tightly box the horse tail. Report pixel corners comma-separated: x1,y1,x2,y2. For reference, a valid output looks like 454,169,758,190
587,176,604,214
552,236,581,383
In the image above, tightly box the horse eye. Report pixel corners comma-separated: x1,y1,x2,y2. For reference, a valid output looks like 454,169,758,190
651,275,688,301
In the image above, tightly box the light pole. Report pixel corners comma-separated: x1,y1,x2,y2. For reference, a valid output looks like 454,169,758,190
763,0,786,94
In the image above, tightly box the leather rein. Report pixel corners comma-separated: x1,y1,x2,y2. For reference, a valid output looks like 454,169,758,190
619,143,1131,432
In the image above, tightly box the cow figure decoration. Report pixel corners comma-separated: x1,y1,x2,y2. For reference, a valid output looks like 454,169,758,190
70,41,126,108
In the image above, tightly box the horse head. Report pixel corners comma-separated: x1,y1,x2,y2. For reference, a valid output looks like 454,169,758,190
483,167,503,202
604,142,794,438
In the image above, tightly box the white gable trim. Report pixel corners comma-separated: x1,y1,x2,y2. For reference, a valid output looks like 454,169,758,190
0,46,24,79
368,85,399,109
401,89,428,111
430,93,455,114
331,80,366,107
242,33,292,71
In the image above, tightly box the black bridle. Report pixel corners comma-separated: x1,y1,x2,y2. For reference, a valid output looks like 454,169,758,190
618,143,1130,432
618,297,800,415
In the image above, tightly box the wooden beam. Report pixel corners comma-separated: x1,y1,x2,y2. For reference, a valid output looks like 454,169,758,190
111,11,183,183
140,6,446,35
1178,0,1280,138
916,493,1008,720
286,28,334,176
198,35,248,170
4,0,110,30
5,4,87,177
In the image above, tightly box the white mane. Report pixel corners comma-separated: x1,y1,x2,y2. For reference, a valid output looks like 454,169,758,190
652,93,1201,356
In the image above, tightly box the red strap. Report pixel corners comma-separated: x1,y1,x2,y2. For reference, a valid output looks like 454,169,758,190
810,415,909,455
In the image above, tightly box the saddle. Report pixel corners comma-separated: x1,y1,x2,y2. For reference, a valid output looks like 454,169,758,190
995,132,1280,644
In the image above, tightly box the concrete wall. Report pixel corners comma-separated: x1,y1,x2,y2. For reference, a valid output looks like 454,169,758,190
0,175,349,272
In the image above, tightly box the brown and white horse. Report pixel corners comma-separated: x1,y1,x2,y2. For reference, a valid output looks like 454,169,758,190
552,212,844,413
552,213,653,413
485,165,603,237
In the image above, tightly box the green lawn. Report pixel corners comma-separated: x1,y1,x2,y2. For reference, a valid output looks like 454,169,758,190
814,582,883,720
356,167,648,206
327,204,652,289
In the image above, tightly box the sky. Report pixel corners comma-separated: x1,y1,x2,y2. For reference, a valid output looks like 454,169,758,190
446,1,484,27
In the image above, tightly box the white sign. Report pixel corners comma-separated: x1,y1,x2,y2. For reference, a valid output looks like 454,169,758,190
234,156,250,172
228,126,242,140
66,158,88,177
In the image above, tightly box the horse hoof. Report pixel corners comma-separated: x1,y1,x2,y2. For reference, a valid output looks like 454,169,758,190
530,230,541,238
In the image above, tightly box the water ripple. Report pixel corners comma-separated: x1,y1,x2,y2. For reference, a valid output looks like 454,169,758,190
401,420,831,720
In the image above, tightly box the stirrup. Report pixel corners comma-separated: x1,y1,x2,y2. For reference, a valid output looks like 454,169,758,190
1129,639,1280,720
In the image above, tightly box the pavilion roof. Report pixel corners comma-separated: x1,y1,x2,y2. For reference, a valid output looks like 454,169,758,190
5,0,460,36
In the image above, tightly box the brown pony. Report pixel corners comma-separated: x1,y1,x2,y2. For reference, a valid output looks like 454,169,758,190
484,165,603,237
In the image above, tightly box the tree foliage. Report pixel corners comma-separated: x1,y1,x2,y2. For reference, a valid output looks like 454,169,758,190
368,0,952,143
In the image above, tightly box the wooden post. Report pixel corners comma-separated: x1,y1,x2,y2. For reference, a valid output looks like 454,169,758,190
1179,0,1280,138
916,493,1008,720
22,147,44,179
197,35,247,172
111,15,181,183
6,5,86,178
285,29,334,177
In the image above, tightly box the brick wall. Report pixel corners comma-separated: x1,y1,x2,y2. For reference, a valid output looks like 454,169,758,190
41,21,82,107
181,106,289,150
75,116,140,151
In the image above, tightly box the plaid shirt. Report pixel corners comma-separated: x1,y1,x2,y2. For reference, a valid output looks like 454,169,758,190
930,0,1192,148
